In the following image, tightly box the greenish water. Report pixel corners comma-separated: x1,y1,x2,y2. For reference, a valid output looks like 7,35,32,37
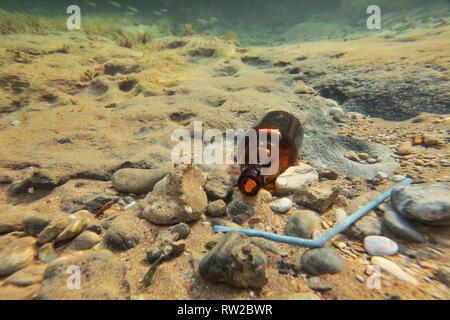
0,0,449,45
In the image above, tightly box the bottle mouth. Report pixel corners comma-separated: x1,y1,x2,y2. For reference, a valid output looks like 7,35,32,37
237,168,263,196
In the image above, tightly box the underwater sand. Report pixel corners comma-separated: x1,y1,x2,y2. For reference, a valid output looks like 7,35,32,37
0,3,449,300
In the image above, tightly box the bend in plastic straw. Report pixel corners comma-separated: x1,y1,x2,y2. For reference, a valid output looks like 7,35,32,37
213,178,413,247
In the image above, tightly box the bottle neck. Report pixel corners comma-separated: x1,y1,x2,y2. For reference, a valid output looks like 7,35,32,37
237,167,264,197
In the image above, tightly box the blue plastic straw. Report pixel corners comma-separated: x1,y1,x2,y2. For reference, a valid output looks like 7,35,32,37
214,178,413,247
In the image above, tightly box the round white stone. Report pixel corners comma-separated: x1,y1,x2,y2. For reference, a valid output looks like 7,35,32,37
364,236,398,256
270,197,292,213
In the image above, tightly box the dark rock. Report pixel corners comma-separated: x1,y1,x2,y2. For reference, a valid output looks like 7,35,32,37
301,247,344,275
168,223,190,240
391,183,450,226
277,259,300,274
207,199,227,217
87,223,102,235
228,189,272,224
348,216,382,240
60,193,119,214
199,231,268,289
204,168,232,200
382,204,425,242
37,250,130,299
9,168,57,194
146,223,190,263
286,210,320,239
105,214,143,250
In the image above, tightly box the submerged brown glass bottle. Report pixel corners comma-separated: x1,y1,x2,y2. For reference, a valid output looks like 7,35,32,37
237,110,304,196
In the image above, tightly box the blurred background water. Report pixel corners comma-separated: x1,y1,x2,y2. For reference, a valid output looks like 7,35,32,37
0,0,448,45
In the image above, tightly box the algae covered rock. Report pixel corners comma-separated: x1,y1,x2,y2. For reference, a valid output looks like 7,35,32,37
199,231,268,289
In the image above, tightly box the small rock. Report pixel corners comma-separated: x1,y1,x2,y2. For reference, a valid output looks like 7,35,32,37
392,175,407,182
37,243,56,263
227,189,271,224
0,236,37,276
111,167,169,194
391,183,450,226
275,164,318,195
365,265,376,276
55,218,88,243
204,168,233,200
286,210,320,239
396,142,415,155
105,214,143,250
422,134,443,147
37,217,71,244
329,107,346,122
334,195,349,208
60,193,119,214
205,232,224,249
348,216,382,240
364,236,398,256
382,205,424,242
301,247,344,275
358,153,370,161
293,181,340,213
294,82,317,95
9,168,57,194
142,165,208,225
199,231,268,289
412,135,422,145
37,250,130,299
70,231,102,250
87,223,102,235
344,150,360,162
373,171,388,182
270,197,292,213
334,208,347,223
371,256,419,285
146,223,189,263
206,199,227,217
4,264,47,286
